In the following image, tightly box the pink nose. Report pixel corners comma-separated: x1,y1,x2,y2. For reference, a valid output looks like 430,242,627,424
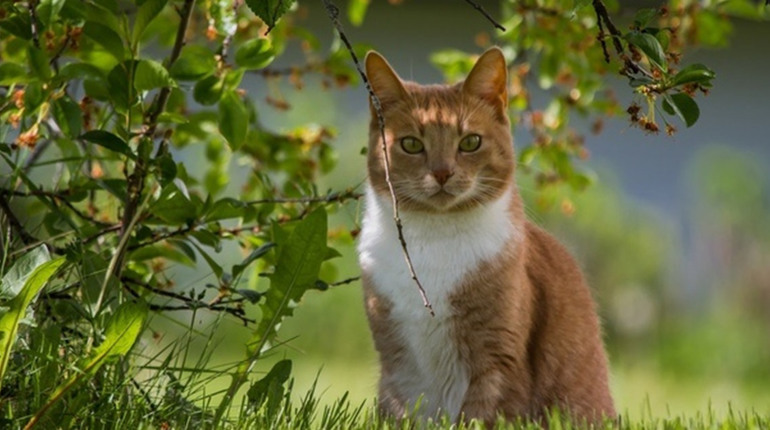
432,168,454,185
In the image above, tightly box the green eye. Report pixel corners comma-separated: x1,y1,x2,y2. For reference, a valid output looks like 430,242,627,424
459,134,482,152
400,137,424,154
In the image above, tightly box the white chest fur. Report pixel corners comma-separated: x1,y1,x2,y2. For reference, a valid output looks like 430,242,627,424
357,186,518,419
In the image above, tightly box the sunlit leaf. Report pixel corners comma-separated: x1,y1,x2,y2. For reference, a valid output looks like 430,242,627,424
244,0,296,30
169,45,216,81
132,0,168,43
134,58,175,91
234,38,275,70
671,63,716,87
218,91,248,150
83,21,125,61
624,31,667,71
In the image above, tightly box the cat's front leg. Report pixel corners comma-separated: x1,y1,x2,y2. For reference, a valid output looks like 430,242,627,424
459,365,531,426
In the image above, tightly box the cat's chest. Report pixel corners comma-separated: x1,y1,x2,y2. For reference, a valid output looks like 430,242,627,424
358,187,517,317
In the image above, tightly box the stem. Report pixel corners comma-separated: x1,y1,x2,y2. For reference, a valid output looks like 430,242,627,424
321,0,434,316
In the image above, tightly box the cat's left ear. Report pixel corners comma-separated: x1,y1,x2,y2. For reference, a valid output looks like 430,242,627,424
462,47,508,109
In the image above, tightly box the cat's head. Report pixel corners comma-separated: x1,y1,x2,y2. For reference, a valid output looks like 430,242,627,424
365,47,514,213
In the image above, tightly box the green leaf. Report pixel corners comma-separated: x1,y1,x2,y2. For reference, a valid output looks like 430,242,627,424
83,21,125,61
52,96,82,138
205,197,248,222
671,63,716,87
193,74,225,106
244,0,296,29
247,359,292,410
107,60,139,110
58,62,106,82
347,0,370,26
665,93,700,127
27,46,52,80
0,62,28,85
132,0,168,42
255,208,327,351
0,253,65,391
129,244,195,267
134,59,175,91
80,130,136,159
232,242,276,279
0,14,32,40
0,245,51,299
633,8,660,29
234,38,275,70
191,243,223,279
36,0,66,28
27,302,147,427
150,183,197,224
169,45,216,81
624,31,667,71
218,92,248,150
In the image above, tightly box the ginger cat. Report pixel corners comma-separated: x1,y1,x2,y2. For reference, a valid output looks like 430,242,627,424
357,48,616,425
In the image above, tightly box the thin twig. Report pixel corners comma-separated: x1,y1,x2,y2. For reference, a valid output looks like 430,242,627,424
0,194,36,245
122,277,256,325
592,0,654,79
28,0,41,48
245,190,362,205
463,0,506,31
321,0,434,316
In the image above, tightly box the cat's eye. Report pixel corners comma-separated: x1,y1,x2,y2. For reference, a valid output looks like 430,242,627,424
459,134,482,152
400,137,424,154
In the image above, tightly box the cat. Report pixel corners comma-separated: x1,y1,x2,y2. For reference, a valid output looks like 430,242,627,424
357,47,616,426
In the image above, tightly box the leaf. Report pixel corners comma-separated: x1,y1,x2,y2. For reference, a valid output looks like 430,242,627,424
671,63,716,87
132,0,168,43
254,208,327,351
36,0,66,28
234,38,275,70
193,74,225,106
83,21,125,61
0,14,32,40
107,61,139,110
0,253,65,391
134,59,176,91
0,245,51,299
52,96,82,138
232,242,276,279
27,302,147,427
169,45,216,81
218,91,248,150
624,31,667,71
0,62,28,85
150,183,198,224
204,197,248,222
664,93,700,127
129,244,195,267
247,359,292,409
244,0,296,30
27,46,52,80
80,130,136,159
633,8,660,29
57,62,106,82
191,243,223,279
347,0,370,26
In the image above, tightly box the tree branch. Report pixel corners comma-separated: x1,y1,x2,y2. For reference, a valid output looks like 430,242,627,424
320,0,434,316
245,189,362,205
463,0,506,31
0,194,36,245
122,277,256,326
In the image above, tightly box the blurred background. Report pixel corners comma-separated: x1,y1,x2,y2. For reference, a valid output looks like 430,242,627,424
159,0,770,420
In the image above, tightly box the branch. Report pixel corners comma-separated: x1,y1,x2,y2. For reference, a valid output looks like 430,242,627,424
592,0,654,79
122,277,256,326
0,194,36,245
463,0,506,31
320,0,434,316
28,0,41,48
145,0,195,131
245,189,362,205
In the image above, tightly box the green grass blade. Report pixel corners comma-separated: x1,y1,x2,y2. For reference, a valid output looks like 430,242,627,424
24,301,147,429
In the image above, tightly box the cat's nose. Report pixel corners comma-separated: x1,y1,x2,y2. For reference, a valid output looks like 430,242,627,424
432,168,454,186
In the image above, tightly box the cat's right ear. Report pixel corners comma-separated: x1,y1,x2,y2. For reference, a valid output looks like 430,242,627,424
365,51,407,108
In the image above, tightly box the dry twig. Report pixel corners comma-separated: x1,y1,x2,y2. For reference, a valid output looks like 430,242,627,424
320,0,435,316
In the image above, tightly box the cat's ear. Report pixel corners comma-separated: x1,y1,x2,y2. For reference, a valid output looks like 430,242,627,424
462,47,508,109
365,51,407,107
